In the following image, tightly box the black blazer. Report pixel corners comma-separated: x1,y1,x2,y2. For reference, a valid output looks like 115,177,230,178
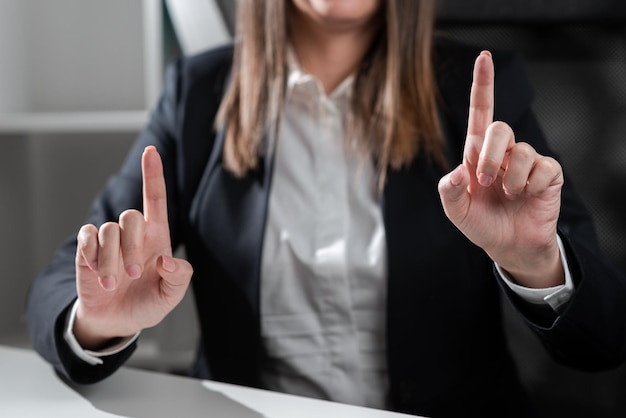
27,39,626,418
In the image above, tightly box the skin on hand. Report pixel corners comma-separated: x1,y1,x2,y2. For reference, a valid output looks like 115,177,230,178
73,146,193,350
438,51,565,289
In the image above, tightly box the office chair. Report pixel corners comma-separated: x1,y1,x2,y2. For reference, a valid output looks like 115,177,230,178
437,1,626,416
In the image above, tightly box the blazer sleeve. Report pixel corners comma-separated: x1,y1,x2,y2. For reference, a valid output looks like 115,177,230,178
26,56,186,384
490,52,626,371
437,41,626,371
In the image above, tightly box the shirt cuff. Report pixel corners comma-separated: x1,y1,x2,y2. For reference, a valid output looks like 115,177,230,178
496,235,575,312
63,300,140,366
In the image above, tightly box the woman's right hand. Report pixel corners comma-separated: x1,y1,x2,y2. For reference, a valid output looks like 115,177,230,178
73,145,193,350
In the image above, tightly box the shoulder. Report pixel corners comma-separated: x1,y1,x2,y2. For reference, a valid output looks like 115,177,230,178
434,35,533,124
164,44,234,99
179,44,234,80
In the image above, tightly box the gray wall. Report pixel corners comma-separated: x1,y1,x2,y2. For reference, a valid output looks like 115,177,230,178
0,0,199,372
0,134,127,333
0,0,143,343
0,136,34,344
0,134,134,342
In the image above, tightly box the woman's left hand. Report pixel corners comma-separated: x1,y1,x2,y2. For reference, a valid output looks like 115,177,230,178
438,51,565,289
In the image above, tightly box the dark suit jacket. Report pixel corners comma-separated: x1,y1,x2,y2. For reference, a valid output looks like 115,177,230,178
27,38,626,418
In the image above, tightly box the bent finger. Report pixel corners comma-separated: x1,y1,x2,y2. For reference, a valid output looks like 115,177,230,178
525,156,564,195
477,121,515,187
97,222,122,291
119,209,146,279
438,164,471,222
501,142,536,198
157,255,193,298
77,224,99,271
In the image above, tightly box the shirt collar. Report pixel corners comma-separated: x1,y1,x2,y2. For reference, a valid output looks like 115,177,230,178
286,45,354,102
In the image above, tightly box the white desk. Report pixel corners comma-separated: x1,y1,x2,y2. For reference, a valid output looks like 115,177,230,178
0,345,419,418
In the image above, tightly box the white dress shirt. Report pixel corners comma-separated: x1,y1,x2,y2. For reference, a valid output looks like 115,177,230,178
258,63,388,409
64,54,575,410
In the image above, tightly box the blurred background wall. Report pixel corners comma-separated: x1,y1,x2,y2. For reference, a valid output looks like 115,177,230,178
0,0,624,417
0,0,224,372
0,0,150,343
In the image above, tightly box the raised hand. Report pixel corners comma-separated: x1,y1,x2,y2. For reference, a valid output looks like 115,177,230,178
73,146,193,349
438,51,565,289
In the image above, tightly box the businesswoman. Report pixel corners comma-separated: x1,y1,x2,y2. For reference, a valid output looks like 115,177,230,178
27,0,626,417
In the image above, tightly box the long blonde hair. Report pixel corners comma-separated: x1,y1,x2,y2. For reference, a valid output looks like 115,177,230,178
216,0,445,187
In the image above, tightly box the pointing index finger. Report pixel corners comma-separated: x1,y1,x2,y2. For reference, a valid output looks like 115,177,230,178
142,145,169,226
465,51,495,164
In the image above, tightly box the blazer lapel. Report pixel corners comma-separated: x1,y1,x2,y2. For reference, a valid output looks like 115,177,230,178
189,128,274,316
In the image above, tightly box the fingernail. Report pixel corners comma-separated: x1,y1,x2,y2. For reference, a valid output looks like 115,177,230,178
503,189,518,200
88,258,98,271
478,173,493,187
161,255,176,273
101,275,116,291
450,165,463,186
126,264,142,279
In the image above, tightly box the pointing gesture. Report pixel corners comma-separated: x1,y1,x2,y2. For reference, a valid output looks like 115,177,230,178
438,51,565,289
73,146,193,349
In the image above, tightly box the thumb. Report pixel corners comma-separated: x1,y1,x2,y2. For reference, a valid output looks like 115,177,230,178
438,164,470,220
157,254,193,295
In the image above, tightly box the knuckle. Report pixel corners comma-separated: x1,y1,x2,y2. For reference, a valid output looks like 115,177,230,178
536,156,562,177
487,120,513,138
179,261,195,283
511,142,535,161
77,224,97,245
119,209,143,223
100,221,119,231
98,222,120,245
184,260,194,275
119,210,146,236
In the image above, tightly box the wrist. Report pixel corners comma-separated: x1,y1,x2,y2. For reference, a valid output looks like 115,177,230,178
491,241,564,289
73,302,132,351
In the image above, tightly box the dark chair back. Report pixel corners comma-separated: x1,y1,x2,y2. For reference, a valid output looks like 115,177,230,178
437,2,626,416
